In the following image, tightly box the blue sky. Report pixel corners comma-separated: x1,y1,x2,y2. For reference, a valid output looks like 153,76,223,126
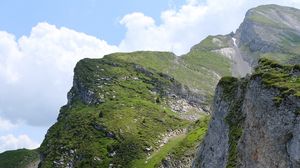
0,0,186,44
1,0,300,152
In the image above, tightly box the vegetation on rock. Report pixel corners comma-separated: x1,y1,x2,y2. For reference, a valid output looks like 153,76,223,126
39,55,211,168
0,149,39,168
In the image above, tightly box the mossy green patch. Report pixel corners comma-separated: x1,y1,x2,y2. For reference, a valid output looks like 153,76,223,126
131,135,185,168
253,58,300,105
131,115,210,168
225,100,245,168
171,115,210,159
109,48,231,105
218,77,248,168
0,149,39,168
182,50,231,77
190,35,230,51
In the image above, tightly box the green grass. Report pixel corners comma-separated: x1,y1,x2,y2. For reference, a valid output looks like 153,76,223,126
260,53,292,64
248,12,281,27
131,115,210,168
190,35,230,51
171,115,210,158
182,50,231,77
218,76,248,168
0,149,39,168
109,48,231,104
253,58,300,102
39,57,193,168
131,135,185,168
247,5,292,28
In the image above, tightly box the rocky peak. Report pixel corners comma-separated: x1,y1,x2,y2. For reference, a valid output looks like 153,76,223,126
235,4,300,66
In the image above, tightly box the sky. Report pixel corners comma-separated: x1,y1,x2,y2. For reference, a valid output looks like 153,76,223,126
1,0,300,152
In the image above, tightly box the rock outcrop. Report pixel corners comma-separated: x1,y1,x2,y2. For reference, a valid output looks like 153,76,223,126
193,58,300,168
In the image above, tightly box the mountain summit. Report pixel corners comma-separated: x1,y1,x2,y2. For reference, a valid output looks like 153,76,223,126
236,4,300,65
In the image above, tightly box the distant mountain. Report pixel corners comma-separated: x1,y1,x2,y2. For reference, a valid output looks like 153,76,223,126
235,4,300,65
2,4,300,168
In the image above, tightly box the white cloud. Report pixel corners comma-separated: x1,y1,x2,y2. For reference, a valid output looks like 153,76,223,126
0,32,22,83
0,134,39,153
119,0,300,55
0,22,118,126
0,117,17,131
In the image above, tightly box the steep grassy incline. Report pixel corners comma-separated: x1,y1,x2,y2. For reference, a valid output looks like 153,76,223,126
110,39,232,103
181,35,232,78
0,149,39,168
39,56,210,168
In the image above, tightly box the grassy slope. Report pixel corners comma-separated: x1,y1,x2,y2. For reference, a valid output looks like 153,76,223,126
253,58,300,101
39,57,211,168
181,35,232,78
0,149,39,168
132,115,210,168
111,37,232,102
109,51,218,100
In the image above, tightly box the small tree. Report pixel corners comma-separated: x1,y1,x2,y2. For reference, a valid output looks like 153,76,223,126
156,97,161,104
99,111,104,118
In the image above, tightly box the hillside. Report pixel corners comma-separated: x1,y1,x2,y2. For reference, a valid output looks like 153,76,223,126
0,149,39,168
193,58,300,168
38,56,212,168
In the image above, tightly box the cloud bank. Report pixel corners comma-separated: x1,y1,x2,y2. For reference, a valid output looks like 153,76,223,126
0,23,118,127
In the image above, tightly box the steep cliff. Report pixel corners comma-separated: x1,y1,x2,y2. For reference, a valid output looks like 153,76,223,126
193,58,300,168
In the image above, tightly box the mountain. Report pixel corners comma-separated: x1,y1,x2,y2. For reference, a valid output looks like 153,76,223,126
193,58,300,168
38,54,213,168
235,4,300,66
2,4,300,168
36,31,234,167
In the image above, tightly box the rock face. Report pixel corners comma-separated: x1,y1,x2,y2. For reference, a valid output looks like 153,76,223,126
193,59,300,168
